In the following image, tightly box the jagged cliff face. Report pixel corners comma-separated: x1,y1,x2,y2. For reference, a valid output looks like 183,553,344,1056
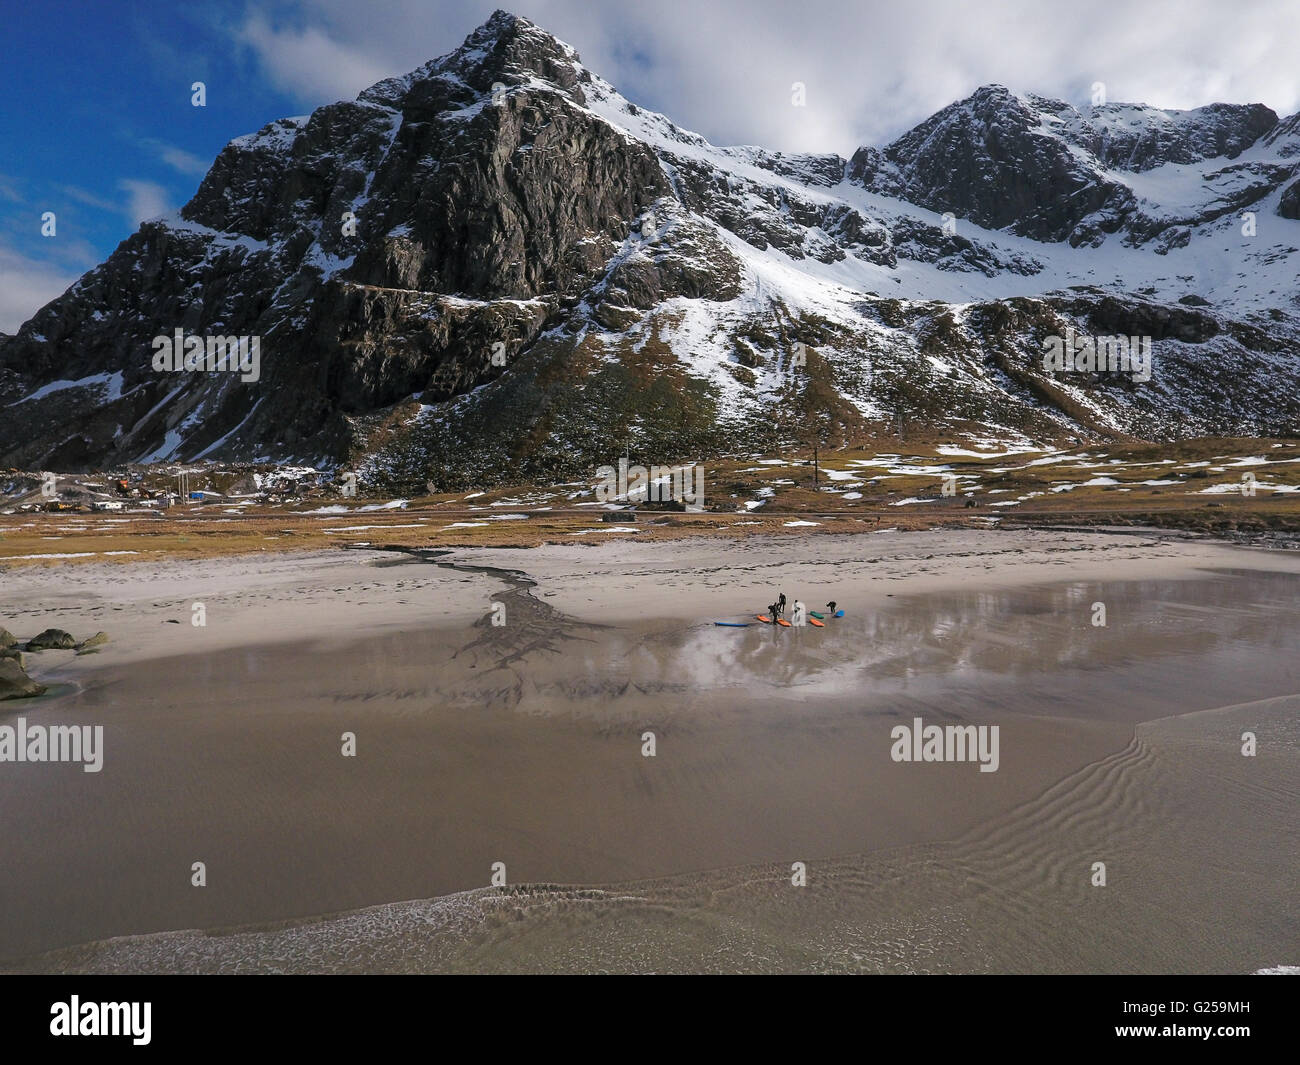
3,10,1300,485
852,87,1291,246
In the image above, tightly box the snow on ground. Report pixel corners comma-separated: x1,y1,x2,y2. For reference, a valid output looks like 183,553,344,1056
935,445,1042,458
1199,481,1299,494
323,524,428,532
579,56,1300,320
10,371,124,406
0,551,139,560
570,527,639,535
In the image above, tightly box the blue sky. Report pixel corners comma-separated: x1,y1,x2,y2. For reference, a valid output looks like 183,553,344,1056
4,0,1300,332
0,2,322,331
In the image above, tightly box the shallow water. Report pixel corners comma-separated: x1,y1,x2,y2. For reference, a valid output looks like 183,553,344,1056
3,566,1298,971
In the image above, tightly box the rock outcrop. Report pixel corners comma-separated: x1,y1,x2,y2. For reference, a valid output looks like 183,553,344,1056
1279,178,1300,219
25,629,77,652
0,658,46,701
75,632,110,655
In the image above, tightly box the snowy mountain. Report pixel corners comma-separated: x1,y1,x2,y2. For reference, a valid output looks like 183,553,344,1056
3,10,1299,487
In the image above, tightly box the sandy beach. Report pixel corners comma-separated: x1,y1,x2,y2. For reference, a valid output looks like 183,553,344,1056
2,527,1298,972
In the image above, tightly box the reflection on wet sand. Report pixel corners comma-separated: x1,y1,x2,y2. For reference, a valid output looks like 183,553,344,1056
4,563,1298,972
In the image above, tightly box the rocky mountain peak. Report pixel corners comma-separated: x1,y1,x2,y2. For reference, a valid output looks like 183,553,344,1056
1262,110,1300,155
358,9,589,111
866,83,1122,241
1081,101,1277,171
851,81,1292,245
3,12,1300,478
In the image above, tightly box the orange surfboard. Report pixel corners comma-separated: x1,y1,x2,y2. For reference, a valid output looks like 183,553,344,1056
756,615,773,623
777,618,792,627
809,618,825,627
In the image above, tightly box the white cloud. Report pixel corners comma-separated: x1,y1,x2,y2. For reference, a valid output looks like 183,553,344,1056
62,185,120,213
230,1,1300,156
158,145,209,176
0,179,177,330
0,243,78,333
236,12,394,102
118,179,174,226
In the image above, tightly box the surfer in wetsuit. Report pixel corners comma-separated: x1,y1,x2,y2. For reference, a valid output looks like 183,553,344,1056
826,600,837,615
777,592,787,619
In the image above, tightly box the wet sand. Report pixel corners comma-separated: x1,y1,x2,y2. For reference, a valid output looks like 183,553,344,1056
1,530,1298,971
24,695,1295,975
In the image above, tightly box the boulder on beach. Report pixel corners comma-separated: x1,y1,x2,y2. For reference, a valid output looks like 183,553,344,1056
0,658,46,700
0,646,22,664
0,627,16,648
24,628,77,652
75,631,110,654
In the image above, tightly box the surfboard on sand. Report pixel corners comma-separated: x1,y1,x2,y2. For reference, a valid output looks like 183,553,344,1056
834,609,845,618
756,615,773,624
777,618,792,627
714,621,750,627
809,617,825,627
810,611,825,620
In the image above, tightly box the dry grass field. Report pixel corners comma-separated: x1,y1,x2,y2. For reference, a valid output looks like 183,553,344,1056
3,437,1299,567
